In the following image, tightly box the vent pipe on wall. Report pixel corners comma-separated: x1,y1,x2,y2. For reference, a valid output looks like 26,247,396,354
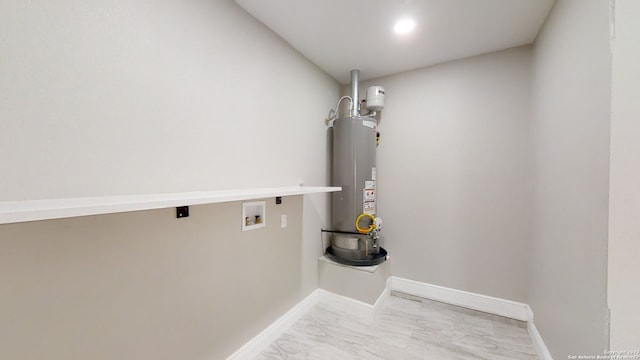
350,69,360,117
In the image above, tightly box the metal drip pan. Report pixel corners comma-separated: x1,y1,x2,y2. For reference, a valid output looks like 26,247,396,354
325,246,388,267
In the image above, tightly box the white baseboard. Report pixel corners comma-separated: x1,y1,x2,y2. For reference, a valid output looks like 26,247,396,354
389,276,553,359
528,322,553,360
226,287,390,360
225,290,320,360
227,277,553,360
372,286,391,318
316,289,375,319
526,307,554,360
316,287,392,322
388,276,530,321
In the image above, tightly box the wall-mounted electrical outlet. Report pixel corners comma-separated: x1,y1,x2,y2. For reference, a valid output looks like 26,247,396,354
281,214,287,228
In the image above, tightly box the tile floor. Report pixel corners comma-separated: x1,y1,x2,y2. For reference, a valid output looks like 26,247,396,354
257,291,538,359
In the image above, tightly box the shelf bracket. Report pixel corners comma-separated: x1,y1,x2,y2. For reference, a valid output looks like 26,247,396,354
176,206,189,218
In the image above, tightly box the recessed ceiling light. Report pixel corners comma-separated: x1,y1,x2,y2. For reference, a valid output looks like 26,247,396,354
394,19,416,35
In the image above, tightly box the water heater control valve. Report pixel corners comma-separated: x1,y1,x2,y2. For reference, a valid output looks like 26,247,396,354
374,217,383,231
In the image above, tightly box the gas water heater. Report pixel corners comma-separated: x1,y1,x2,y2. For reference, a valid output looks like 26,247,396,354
324,70,387,266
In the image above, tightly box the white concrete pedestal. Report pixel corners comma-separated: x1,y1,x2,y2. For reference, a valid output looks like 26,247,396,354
318,255,390,305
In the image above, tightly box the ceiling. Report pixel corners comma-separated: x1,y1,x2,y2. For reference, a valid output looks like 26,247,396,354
235,0,555,84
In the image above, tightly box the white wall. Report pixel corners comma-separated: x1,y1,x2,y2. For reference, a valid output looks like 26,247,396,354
609,0,640,348
0,0,338,200
529,0,611,357
0,0,338,358
359,46,532,303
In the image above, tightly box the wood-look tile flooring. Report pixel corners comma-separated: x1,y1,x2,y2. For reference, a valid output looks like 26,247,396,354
257,291,538,359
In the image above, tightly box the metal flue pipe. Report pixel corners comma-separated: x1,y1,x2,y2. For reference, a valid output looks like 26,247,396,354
350,69,360,117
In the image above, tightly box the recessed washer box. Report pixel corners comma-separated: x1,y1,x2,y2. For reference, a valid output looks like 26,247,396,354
242,201,266,231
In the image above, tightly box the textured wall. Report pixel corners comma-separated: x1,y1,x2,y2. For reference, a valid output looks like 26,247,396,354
529,0,611,357
0,0,338,200
358,46,532,303
609,0,640,349
0,0,338,358
0,197,303,359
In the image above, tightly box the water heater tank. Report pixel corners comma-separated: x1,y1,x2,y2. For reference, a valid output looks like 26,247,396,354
366,86,385,111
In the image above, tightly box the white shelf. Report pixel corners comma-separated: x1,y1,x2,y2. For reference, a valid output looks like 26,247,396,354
0,186,341,225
